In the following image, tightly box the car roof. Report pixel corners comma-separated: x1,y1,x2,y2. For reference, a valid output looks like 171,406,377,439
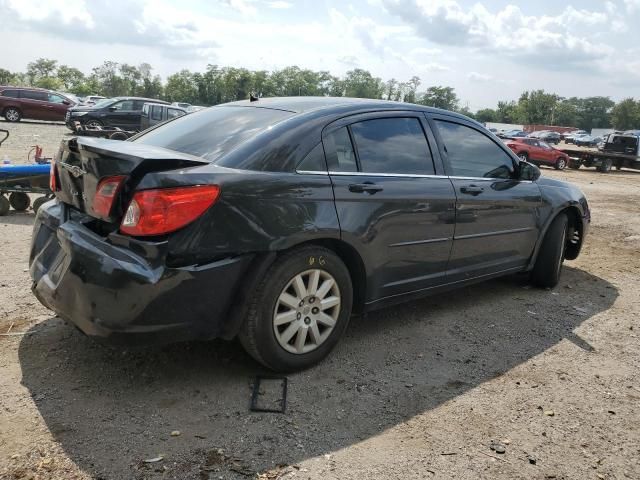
110,96,170,104
223,96,472,119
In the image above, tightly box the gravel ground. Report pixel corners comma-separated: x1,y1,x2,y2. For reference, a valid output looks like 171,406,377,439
0,121,639,480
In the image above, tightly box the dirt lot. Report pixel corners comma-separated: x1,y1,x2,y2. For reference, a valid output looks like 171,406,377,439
1,121,639,480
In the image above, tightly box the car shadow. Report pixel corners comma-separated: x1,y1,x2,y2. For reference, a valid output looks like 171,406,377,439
0,210,36,225
18,266,617,479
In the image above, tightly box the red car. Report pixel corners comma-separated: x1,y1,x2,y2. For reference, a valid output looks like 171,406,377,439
505,138,569,170
0,86,76,122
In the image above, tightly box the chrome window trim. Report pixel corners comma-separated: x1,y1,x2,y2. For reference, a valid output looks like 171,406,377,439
295,170,534,183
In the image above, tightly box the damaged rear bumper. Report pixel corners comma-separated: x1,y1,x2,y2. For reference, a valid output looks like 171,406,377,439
29,200,253,344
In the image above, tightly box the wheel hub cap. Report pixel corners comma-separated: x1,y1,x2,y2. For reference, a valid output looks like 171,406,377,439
273,269,341,354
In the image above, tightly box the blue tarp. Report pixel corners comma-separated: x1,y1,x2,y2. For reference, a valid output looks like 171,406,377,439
0,164,51,177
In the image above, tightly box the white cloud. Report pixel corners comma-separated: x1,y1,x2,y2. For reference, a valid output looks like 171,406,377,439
267,1,293,8
624,0,640,12
381,0,618,71
467,72,492,82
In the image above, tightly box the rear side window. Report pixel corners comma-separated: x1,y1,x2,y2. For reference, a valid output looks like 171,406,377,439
435,120,515,179
324,127,357,172
1,89,19,98
350,117,434,175
151,105,163,121
22,90,47,101
135,106,293,162
297,143,327,172
48,93,66,103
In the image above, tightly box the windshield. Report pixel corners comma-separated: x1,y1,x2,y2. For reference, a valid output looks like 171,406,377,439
135,105,294,162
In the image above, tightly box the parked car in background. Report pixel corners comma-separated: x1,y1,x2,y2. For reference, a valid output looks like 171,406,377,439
574,135,602,147
0,86,76,122
187,105,207,113
82,95,106,106
171,101,192,109
538,131,561,144
65,96,170,130
564,130,588,143
141,102,187,130
498,129,527,138
32,97,590,371
505,137,569,169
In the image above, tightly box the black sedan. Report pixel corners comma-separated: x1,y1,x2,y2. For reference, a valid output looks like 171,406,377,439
31,97,590,372
65,96,170,131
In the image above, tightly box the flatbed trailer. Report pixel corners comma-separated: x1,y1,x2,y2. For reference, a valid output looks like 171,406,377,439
560,147,640,172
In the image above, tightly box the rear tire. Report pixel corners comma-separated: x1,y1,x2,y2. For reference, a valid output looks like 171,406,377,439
531,213,568,289
3,107,21,122
238,246,353,372
9,192,30,211
0,196,9,216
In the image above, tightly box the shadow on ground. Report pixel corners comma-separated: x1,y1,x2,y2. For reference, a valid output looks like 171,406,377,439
0,210,36,226
18,266,617,479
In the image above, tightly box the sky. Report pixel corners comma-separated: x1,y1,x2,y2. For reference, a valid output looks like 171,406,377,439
1,0,639,110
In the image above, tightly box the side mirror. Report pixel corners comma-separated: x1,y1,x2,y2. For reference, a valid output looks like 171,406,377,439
518,161,541,181
62,100,70,105
108,106,117,111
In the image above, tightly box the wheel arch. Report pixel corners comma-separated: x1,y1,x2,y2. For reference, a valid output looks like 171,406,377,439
221,237,368,340
528,205,584,268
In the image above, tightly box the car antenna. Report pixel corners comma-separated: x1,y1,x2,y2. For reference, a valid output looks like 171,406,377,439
249,92,259,102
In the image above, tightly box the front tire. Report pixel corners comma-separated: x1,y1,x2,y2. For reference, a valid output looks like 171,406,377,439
84,119,103,129
239,246,353,372
4,107,21,122
0,196,9,216
531,213,568,288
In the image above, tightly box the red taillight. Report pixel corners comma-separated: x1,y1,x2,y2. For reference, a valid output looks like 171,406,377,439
49,158,59,192
93,175,126,218
120,185,220,236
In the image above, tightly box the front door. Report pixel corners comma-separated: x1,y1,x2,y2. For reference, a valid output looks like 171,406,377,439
429,116,542,282
324,112,456,302
108,100,140,128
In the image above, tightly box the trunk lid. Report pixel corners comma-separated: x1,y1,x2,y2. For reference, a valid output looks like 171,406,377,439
55,137,209,223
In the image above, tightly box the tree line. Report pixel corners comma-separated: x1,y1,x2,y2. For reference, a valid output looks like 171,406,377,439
1,58,638,130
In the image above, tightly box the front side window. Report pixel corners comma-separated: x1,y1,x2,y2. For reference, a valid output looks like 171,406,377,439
350,117,434,175
112,100,134,111
324,127,357,172
435,120,515,179
48,93,66,104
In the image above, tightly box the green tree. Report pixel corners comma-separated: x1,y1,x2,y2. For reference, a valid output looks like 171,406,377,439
553,100,579,127
418,86,458,110
56,65,86,92
165,70,199,103
91,61,125,97
26,58,58,85
610,98,640,130
403,76,421,103
577,96,615,130
342,69,384,99
496,101,519,123
475,108,498,123
516,90,559,124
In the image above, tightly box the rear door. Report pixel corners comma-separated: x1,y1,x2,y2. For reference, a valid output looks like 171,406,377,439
325,112,456,302
19,90,50,120
429,115,542,282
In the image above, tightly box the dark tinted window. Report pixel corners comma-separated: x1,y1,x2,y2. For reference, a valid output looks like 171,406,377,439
297,143,327,172
48,93,66,103
350,117,434,174
1,89,19,98
167,108,184,119
22,90,47,101
135,106,293,162
435,121,515,179
132,100,145,110
112,100,134,111
151,105,163,121
324,127,357,172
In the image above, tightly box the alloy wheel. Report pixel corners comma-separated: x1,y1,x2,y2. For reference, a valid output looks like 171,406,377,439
5,109,20,122
273,269,341,354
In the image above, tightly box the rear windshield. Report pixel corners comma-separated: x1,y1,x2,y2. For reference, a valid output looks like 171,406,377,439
134,106,294,162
